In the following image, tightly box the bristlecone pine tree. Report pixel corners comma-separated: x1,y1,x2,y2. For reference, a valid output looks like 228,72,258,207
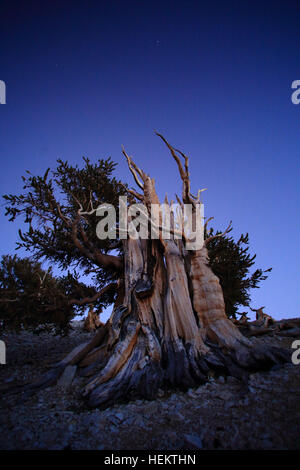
3,133,289,408
0,254,105,333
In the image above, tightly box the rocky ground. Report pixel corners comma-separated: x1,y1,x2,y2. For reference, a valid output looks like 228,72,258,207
0,324,299,450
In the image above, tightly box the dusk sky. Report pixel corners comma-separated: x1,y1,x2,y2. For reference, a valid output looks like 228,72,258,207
1,1,299,320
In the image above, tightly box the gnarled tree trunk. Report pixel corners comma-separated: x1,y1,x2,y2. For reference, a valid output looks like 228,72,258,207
10,134,290,408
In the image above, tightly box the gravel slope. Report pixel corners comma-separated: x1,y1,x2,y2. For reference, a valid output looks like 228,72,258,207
0,326,299,450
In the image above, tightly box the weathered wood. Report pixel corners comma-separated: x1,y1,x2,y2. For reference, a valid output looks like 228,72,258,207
246,327,276,337
83,306,103,332
250,307,274,327
189,245,249,350
277,328,300,337
7,133,291,408
57,365,77,388
78,344,107,368
69,323,109,366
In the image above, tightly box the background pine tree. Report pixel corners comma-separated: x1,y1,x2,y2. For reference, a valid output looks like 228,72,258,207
206,229,272,319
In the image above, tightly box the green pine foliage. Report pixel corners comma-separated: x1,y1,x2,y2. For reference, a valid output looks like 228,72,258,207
0,254,103,333
3,157,126,273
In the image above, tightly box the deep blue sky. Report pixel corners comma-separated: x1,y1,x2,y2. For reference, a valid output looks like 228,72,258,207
1,0,299,320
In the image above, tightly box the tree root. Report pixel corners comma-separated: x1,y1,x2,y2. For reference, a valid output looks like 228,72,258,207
1,309,292,409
